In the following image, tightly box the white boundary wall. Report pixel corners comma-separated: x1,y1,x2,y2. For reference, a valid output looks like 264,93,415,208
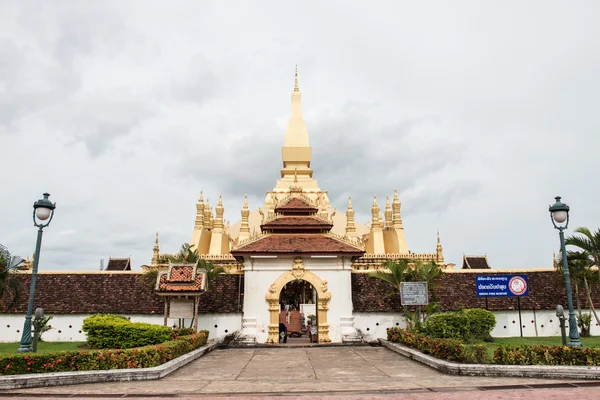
350,309,600,340
0,313,242,343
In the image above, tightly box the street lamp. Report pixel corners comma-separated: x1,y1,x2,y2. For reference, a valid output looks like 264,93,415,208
549,196,582,347
17,193,56,353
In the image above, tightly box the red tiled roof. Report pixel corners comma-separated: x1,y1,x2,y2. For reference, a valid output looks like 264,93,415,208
2,273,243,314
158,271,204,292
275,197,318,212
261,216,333,229
232,234,364,254
168,265,195,282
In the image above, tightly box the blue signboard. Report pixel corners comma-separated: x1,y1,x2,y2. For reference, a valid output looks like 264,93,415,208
476,275,529,297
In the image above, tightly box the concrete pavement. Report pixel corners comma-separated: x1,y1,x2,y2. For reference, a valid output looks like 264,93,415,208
5,346,599,397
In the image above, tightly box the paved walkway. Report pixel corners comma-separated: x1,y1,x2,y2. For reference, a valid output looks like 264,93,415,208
5,346,598,397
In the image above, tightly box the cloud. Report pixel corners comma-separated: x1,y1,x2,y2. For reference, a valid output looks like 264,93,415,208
1,0,600,272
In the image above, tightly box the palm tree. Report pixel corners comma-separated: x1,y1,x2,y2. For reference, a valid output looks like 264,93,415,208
566,227,600,329
556,251,595,335
368,259,442,329
168,243,225,290
168,243,200,264
0,244,23,312
367,259,412,292
566,227,600,269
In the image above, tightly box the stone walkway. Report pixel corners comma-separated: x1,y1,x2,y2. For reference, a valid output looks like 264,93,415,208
5,346,597,397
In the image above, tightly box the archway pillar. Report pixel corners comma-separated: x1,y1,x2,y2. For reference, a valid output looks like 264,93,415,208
265,257,332,344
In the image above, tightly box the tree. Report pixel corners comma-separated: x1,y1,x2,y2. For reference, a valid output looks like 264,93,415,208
565,227,600,330
566,227,600,268
555,251,595,336
0,244,23,312
368,258,442,330
168,243,225,290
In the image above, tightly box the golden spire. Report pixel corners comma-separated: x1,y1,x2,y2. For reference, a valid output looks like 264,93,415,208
436,230,444,264
294,64,299,92
392,189,403,229
345,196,357,237
240,194,250,238
214,195,225,231
294,168,298,183
195,191,205,228
152,231,160,266
371,195,383,229
203,199,212,229
384,195,393,228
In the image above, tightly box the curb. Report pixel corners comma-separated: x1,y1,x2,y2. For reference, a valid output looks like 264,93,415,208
0,341,219,390
380,339,600,380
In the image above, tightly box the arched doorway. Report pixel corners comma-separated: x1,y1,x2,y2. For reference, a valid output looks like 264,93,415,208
265,257,331,344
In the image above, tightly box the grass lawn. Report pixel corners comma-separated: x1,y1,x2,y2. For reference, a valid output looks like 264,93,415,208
480,336,600,359
0,342,86,356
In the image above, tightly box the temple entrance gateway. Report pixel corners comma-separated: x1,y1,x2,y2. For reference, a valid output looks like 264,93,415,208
265,257,331,344
279,279,317,342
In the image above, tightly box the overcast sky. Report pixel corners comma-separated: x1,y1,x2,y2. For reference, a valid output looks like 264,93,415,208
1,1,599,271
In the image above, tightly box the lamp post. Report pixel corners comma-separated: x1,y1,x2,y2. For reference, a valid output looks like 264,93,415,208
17,193,56,353
549,196,582,347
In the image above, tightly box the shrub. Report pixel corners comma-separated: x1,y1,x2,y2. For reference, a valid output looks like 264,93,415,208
462,344,491,364
0,331,209,376
82,314,172,349
387,327,464,361
463,308,496,340
425,312,470,340
493,344,600,366
170,328,196,340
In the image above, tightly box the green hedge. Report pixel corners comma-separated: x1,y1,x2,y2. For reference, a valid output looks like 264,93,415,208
493,344,600,366
463,308,496,340
82,314,172,349
0,331,209,376
425,308,496,341
387,327,490,363
425,313,470,340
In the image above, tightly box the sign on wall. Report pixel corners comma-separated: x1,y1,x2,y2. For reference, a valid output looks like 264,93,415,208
169,299,195,318
400,282,429,305
476,275,529,297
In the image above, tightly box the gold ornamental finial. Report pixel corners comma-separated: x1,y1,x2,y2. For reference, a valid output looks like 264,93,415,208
218,194,223,207
384,195,393,228
243,194,248,207
199,191,204,202
155,231,159,245
294,64,299,92
345,195,357,236
294,168,298,183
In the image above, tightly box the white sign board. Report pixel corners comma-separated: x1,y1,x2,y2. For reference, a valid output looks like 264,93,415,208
169,299,195,318
400,282,429,305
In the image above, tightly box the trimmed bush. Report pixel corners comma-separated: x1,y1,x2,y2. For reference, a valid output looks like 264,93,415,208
424,308,496,341
425,312,470,340
0,331,209,375
82,314,172,349
387,327,464,361
493,344,600,366
463,308,496,340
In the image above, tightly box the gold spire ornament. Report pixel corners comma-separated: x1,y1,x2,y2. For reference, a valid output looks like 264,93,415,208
152,231,160,266
345,196,357,237
294,64,299,92
194,191,205,228
436,230,444,264
203,199,212,229
371,195,382,229
384,196,393,228
240,194,250,239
